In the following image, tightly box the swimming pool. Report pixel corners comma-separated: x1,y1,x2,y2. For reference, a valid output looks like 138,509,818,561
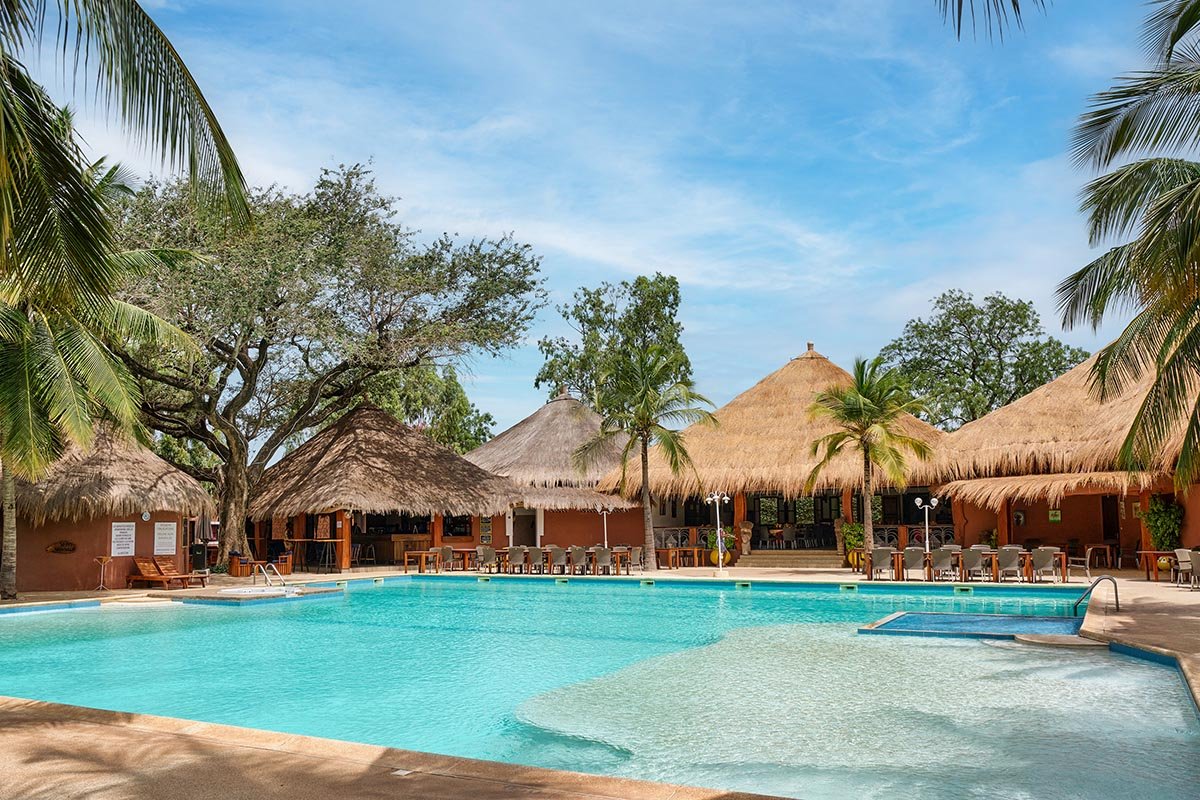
0,576,1195,799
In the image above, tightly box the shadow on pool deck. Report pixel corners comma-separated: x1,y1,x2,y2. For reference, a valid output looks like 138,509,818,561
0,697,781,800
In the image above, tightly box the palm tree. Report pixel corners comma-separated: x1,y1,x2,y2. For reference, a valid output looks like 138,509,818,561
575,345,715,570
804,357,932,561
1057,1,1200,487
0,149,192,598
936,1,1043,38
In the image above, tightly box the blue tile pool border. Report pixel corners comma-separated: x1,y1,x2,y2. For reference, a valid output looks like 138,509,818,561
0,599,100,616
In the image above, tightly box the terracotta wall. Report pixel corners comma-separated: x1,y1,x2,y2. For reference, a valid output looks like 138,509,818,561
1179,488,1200,548
954,495,1144,550
7,511,187,593
540,509,644,548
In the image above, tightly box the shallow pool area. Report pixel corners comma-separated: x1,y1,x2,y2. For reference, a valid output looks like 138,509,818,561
0,576,1195,799
863,610,1086,638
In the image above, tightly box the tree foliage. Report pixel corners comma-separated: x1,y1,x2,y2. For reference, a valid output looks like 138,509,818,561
1056,0,1200,487
351,366,494,454
536,273,689,407
117,164,543,560
881,290,1089,430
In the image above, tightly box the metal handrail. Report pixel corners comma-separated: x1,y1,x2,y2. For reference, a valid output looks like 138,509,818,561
1073,575,1118,617
252,562,287,587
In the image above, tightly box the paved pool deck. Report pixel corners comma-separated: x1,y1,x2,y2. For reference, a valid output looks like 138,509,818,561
2,565,1198,799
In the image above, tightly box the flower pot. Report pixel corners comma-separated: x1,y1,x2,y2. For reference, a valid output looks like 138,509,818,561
709,548,732,566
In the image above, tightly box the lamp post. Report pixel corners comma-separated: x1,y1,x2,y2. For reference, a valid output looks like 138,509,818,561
914,496,939,554
705,491,731,577
598,505,611,549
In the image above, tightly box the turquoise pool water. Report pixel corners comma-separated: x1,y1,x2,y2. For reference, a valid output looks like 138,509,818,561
0,577,1196,799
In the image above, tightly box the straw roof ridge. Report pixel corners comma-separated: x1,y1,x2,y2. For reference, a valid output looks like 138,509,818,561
249,404,522,520
17,428,214,525
465,390,623,488
938,471,1169,512
916,353,1181,485
597,346,944,499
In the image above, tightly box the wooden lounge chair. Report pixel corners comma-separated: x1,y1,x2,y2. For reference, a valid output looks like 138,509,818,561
126,556,178,589
154,556,208,588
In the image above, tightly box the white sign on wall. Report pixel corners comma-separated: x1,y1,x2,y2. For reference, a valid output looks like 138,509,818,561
153,521,178,555
110,522,136,557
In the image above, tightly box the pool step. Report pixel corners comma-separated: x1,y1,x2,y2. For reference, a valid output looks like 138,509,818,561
738,551,845,569
1014,634,1107,648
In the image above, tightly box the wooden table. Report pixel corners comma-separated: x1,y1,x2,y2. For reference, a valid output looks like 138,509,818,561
1138,550,1177,581
403,551,441,573
655,548,679,569
451,548,477,571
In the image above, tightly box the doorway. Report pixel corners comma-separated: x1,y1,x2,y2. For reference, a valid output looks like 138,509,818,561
512,509,536,546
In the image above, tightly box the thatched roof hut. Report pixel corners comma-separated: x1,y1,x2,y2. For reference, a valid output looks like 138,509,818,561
598,344,943,499
922,354,1176,511
248,404,520,521
465,391,635,511
17,428,214,525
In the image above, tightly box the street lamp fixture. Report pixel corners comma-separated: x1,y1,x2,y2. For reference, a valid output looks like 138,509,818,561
914,496,939,554
705,491,731,577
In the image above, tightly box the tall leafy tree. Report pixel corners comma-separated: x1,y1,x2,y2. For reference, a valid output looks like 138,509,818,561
1057,0,1200,486
118,165,543,561
881,290,1089,430
536,273,689,408
806,357,932,559
575,345,715,571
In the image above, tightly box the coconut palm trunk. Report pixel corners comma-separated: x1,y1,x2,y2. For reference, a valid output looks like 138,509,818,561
861,449,874,553
1,463,15,599
640,436,658,570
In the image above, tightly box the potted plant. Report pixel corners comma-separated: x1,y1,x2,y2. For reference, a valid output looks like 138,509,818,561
843,522,865,569
707,527,736,566
1144,496,1184,571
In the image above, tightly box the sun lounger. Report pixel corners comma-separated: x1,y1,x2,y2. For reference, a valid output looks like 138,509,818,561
153,556,208,587
126,557,181,589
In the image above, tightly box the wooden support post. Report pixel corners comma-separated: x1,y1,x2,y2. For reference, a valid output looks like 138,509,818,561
335,509,351,570
898,524,908,550
733,492,747,528
1139,491,1152,551
432,513,444,548
841,487,854,523
997,499,1011,546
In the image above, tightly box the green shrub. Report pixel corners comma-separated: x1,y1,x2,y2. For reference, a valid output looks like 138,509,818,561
843,522,864,552
706,527,736,551
1144,496,1184,551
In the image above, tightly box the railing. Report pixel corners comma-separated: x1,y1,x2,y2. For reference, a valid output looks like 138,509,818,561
253,562,286,587
1073,575,1118,617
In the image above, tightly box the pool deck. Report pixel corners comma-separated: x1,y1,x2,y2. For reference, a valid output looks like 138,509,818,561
3,565,1199,798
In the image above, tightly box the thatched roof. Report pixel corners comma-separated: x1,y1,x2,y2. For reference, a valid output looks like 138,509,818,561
918,354,1179,484
519,486,637,512
248,405,521,520
598,344,943,499
939,471,1168,512
17,428,214,525
465,390,621,488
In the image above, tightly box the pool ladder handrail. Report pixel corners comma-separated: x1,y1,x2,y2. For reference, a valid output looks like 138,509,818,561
252,563,286,587
1072,575,1118,617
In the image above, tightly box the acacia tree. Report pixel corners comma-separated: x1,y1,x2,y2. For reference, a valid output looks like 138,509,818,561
536,273,689,407
881,290,1088,430
118,165,543,561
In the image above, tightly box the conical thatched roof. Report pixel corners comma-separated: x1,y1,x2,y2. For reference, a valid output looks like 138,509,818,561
465,390,621,487
598,344,943,499
917,354,1179,484
248,405,521,521
465,390,634,511
17,428,214,525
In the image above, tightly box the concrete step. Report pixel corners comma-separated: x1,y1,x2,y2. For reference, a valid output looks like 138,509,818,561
739,551,845,569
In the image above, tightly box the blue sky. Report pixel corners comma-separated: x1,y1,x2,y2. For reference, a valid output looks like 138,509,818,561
73,1,1147,431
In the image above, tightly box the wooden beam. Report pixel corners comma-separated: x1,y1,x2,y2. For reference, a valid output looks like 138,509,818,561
335,509,351,570
997,499,1011,546
1139,490,1152,551
841,487,854,523
732,492,748,528
432,513,444,548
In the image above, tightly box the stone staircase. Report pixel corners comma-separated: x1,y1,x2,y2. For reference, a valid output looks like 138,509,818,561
736,549,845,569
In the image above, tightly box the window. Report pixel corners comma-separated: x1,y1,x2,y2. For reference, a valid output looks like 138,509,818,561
444,515,471,537
758,496,780,526
671,499,677,517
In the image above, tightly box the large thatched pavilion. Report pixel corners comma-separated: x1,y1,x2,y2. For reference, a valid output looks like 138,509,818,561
920,354,1192,559
599,344,945,554
464,390,638,548
4,429,213,592
248,404,519,569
